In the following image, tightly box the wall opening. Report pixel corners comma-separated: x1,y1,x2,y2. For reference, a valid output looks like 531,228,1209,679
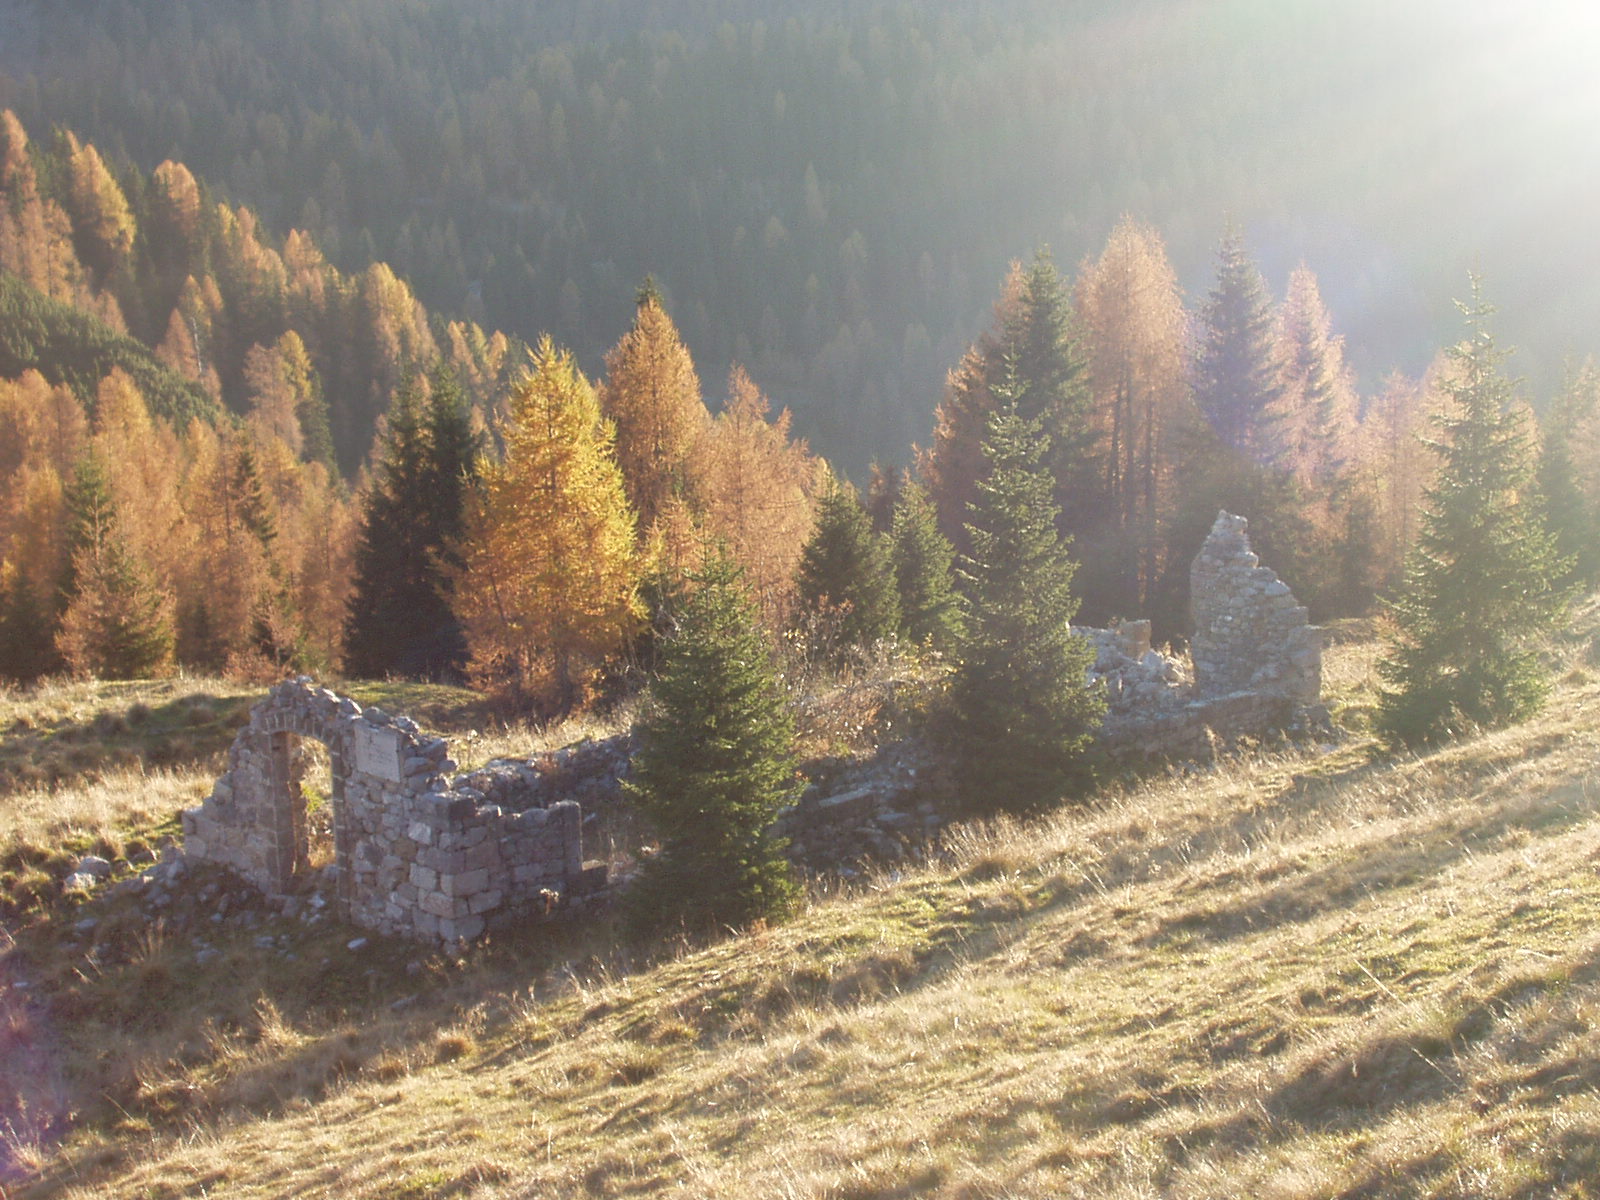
299,738,335,870
265,728,348,901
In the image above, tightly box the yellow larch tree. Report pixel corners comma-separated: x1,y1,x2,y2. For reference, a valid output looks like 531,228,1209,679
598,287,711,535
1073,216,1192,611
698,364,822,629
455,337,642,715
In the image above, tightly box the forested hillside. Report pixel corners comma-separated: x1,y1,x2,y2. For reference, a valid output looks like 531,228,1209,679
2,94,1597,704
5,0,1597,470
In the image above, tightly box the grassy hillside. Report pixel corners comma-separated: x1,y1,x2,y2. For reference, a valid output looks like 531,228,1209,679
4,608,1600,1197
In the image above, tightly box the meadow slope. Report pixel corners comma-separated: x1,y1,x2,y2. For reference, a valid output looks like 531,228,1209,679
5,611,1600,1198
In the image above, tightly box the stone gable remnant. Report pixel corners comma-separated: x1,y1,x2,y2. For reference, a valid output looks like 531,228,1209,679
1079,510,1327,760
182,678,605,946
1190,510,1321,705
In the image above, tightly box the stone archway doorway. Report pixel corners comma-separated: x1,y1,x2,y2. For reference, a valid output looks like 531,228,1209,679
265,727,354,907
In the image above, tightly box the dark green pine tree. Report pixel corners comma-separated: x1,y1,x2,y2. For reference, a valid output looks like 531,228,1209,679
1535,362,1600,588
952,394,1104,814
343,369,479,679
1194,225,1283,458
228,441,278,550
57,534,175,679
891,479,963,651
795,481,901,652
59,450,117,606
625,551,801,933
1002,249,1098,523
0,569,58,682
1377,282,1571,748
296,373,336,473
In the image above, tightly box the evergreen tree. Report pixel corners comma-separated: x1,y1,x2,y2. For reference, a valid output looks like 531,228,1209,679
55,505,174,679
625,550,800,933
795,481,900,652
1377,283,1570,748
924,250,1095,553
59,449,115,605
344,368,479,679
952,395,1104,813
1536,363,1600,588
1003,249,1097,520
228,440,277,550
1195,225,1283,458
891,479,963,651
0,564,57,682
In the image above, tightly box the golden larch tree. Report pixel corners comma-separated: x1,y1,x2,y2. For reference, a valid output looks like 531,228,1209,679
698,365,822,629
454,337,642,714
598,288,711,535
1273,264,1360,487
1073,216,1191,610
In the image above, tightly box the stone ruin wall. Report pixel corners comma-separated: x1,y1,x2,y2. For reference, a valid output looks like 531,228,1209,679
182,681,604,946
1079,510,1326,761
1190,511,1322,706
182,511,1323,946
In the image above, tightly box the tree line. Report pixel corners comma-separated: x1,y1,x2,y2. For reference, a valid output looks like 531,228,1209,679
2,111,1597,732
0,107,1594,931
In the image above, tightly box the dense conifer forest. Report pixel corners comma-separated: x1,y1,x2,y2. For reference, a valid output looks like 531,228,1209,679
0,1,1596,734
3,1,1598,470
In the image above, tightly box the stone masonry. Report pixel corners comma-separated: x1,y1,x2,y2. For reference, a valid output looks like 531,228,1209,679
182,513,1325,944
1190,510,1321,705
1082,510,1326,760
182,679,604,946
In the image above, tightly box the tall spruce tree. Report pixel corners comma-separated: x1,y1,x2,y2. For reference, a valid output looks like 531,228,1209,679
59,450,116,606
952,392,1103,813
1003,249,1098,524
625,550,800,933
795,481,901,652
1377,282,1570,748
344,368,479,679
1195,225,1283,458
1536,363,1600,588
891,479,963,651
55,495,174,679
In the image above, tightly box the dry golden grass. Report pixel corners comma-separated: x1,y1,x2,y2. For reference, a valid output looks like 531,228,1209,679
8,627,1600,1198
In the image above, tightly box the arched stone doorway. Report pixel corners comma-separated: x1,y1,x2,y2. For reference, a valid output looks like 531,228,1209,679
259,719,353,908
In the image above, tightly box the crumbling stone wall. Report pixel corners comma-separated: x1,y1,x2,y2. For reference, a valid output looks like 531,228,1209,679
182,679,604,945
1191,510,1321,704
1080,511,1326,761
185,513,1327,940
